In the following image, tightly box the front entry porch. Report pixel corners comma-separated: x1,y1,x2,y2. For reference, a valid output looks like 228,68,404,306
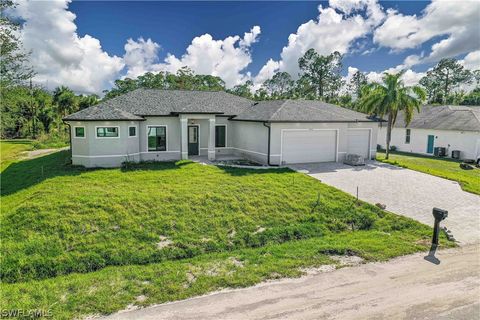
180,114,217,161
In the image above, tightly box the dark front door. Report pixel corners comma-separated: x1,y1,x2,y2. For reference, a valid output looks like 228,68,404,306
188,125,199,155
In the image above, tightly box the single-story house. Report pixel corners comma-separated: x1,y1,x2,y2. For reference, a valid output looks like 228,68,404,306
378,105,480,162
63,89,379,167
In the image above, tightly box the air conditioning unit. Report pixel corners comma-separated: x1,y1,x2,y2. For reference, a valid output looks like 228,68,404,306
434,147,446,157
451,150,461,159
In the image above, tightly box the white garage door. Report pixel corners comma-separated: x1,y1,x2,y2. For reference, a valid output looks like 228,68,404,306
347,129,370,159
282,130,337,164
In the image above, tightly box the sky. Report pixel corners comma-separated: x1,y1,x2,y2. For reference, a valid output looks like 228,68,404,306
10,0,480,94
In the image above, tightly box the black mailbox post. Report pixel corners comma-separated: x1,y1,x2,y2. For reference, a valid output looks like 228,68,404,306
432,207,448,246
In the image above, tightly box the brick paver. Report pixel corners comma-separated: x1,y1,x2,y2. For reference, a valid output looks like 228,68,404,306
289,161,480,244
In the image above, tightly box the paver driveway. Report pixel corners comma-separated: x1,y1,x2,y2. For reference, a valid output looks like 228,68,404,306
289,161,480,244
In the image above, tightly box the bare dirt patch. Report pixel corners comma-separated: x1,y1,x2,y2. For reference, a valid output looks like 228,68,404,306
156,236,173,249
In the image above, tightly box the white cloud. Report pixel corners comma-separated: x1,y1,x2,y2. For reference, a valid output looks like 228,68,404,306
365,67,425,87
240,25,261,47
374,0,480,66
13,0,260,92
460,50,480,70
11,0,478,95
12,0,124,94
254,0,385,84
252,59,280,90
159,26,260,88
124,26,261,88
123,38,162,79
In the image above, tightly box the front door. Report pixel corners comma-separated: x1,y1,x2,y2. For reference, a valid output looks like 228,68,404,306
426,135,435,153
188,125,199,155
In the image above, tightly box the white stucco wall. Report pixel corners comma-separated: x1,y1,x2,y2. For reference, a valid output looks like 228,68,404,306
230,121,269,163
378,126,480,160
68,115,235,167
139,116,181,162
68,117,379,168
69,120,141,167
196,116,234,157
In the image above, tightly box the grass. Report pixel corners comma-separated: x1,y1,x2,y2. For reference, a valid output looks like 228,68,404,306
0,138,68,172
376,151,480,195
0,140,34,171
1,232,435,320
0,143,453,318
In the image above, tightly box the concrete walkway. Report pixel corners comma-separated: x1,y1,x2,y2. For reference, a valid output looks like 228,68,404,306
104,245,479,320
289,161,480,244
20,146,69,159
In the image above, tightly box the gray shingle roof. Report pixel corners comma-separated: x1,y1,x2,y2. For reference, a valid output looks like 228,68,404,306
64,89,253,121
63,104,144,121
64,89,373,123
393,105,480,131
232,100,373,122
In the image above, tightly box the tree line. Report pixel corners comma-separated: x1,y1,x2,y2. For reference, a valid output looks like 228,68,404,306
1,0,479,140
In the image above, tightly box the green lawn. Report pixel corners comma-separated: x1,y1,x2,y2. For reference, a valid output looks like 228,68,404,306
0,140,34,171
0,145,452,319
376,151,480,195
1,139,69,172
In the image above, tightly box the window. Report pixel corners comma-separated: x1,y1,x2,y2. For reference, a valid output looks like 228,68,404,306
148,126,167,151
96,127,119,138
215,125,226,148
129,126,137,137
74,127,85,138
405,129,411,144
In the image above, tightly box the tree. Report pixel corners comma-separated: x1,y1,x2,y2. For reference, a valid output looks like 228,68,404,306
472,70,480,88
261,72,294,99
0,86,30,137
193,74,225,91
461,88,480,105
359,72,426,159
103,78,138,100
298,49,344,100
35,89,54,134
78,94,99,110
348,70,368,99
291,76,316,100
420,58,472,104
419,74,442,104
228,80,253,99
53,86,76,118
0,0,35,89
137,72,167,89
171,66,196,90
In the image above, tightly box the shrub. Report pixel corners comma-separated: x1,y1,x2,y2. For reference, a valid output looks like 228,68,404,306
32,133,69,149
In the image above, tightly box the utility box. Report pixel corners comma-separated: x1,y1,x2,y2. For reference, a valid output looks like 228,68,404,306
343,154,365,166
452,150,461,159
434,147,446,157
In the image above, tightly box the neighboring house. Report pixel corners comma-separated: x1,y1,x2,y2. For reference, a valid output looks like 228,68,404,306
378,105,480,162
63,89,379,167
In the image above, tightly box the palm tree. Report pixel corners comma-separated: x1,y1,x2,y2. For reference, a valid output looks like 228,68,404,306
53,86,76,117
359,72,426,159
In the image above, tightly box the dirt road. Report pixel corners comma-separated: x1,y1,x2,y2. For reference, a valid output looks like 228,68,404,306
105,245,480,320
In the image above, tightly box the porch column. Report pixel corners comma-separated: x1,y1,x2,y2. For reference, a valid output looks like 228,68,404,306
208,118,216,160
180,118,188,160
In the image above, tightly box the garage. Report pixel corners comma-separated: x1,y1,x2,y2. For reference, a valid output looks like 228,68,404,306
347,129,371,159
281,129,337,164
